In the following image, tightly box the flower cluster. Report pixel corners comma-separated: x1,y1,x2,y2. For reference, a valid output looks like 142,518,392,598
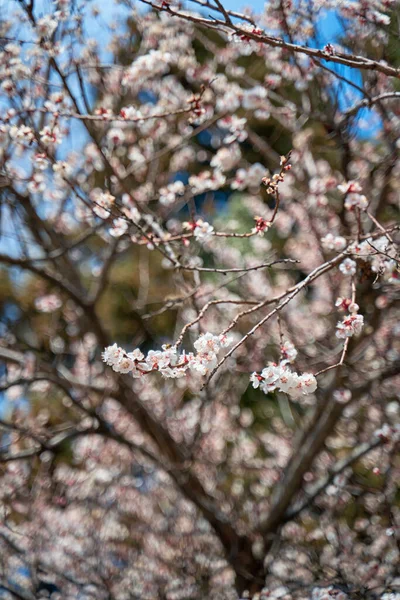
34,294,62,313
348,236,398,281
217,115,247,144
183,219,214,242
250,363,317,399
335,297,359,313
231,163,266,191
375,423,400,443
121,50,171,89
210,143,241,172
251,216,270,236
159,180,185,206
333,389,352,404
188,170,226,194
91,190,115,219
321,233,347,252
336,313,364,339
280,339,298,363
102,333,230,379
311,586,349,600
9,124,34,144
338,180,368,211
109,218,128,238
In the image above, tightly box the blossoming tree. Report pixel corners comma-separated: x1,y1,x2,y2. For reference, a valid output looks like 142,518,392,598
0,0,399,599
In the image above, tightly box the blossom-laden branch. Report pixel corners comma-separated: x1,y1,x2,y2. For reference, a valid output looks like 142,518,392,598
140,0,400,78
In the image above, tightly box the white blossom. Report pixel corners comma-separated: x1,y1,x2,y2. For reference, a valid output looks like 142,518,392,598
321,233,347,252
109,218,128,237
193,219,214,242
339,258,357,276
210,144,241,172
336,313,364,339
251,363,317,399
35,294,62,313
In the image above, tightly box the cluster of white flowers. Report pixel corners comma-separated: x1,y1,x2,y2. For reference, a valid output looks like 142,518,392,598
311,586,349,600
28,172,46,194
107,127,125,146
375,423,400,443
119,105,143,120
381,593,400,600
215,80,242,113
231,163,266,191
230,25,264,56
321,233,347,252
335,283,363,342
339,258,357,276
159,180,185,206
102,333,230,379
122,50,170,89
35,294,62,313
217,115,247,144
338,180,368,211
94,107,114,120
242,85,270,120
188,170,226,194
40,124,62,146
336,313,364,339
280,339,298,363
33,153,49,170
36,15,59,38
91,190,115,219
210,144,241,172
335,297,359,313
109,218,128,237
44,91,67,113
365,8,391,26
193,219,214,242
9,125,35,144
183,219,214,243
250,356,317,399
333,389,352,404
1,78,14,95
348,236,398,280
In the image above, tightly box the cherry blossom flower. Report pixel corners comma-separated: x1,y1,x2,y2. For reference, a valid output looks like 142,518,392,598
33,153,49,170
120,105,143,120
210,144,241,172
40,125,62,145
339,258,357,276
321,233,347,252
193,219,214,242
159,180,185,206
28,173,46,193
280,340,298,363
109,218,128,237
9,125,34,144
102,343,125,366
333,389,352,403
231,163,266,191
188,170,226,194
36,15,58,38
91,190,115,219
251,362,317,399
34,294,62,312
336,313,364,338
